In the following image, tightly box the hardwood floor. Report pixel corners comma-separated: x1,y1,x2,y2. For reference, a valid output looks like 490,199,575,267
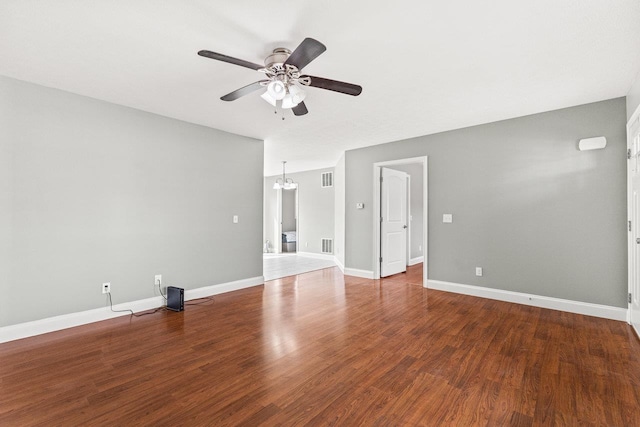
1,265,639,426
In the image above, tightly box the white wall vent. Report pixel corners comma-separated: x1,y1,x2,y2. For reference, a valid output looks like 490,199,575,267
321,172,333,188
321,238,333,254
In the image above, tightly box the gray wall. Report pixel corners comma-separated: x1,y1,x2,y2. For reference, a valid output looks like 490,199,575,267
264,168,334,254
0,76,264,327
386,163,424,261
628,72,640,120
0,92,10,326
334,154,346,266
345,98,627,307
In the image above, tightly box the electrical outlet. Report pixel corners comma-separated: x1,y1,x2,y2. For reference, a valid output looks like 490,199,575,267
102,282,111,294
419,245,422,252
475,267,483,277
155,275,162,286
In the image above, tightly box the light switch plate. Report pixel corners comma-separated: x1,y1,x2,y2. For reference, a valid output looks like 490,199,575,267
233,215,238,223
443,214,453,223
356,203,364,209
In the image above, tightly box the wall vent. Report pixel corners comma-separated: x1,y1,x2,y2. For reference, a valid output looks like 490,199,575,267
321,238,333,254
321,172,333,188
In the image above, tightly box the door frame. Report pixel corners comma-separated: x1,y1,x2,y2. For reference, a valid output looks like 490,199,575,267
627,103,640,328
372,156,428,286
406,174,411,266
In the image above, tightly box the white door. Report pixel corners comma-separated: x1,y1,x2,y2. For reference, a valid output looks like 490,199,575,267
629,116,640,335
381,167,408,277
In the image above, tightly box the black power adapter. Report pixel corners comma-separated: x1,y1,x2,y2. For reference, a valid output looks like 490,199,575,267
167,286,184,312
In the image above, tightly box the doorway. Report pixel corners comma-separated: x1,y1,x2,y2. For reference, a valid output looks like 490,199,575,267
274,188,299,254
281,188,298,253
373,157,428,286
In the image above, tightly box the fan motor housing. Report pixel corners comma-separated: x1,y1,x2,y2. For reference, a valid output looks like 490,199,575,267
265,48,291,68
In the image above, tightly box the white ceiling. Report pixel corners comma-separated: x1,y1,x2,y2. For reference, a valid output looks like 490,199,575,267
2,1,640,176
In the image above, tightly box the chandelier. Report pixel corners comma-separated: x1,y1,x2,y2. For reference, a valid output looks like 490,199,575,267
273,161,297,190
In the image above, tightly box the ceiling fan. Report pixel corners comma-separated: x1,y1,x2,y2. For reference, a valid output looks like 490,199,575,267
197,38,362,116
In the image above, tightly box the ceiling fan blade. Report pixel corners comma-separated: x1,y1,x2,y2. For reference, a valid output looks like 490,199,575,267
292,102,308,116
284,38,326,71
304,75,362,96
198,50,263,71
221,81,268,101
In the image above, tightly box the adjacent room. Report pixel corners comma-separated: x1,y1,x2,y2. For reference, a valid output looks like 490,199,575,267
2,1,640,425
263,164,337,280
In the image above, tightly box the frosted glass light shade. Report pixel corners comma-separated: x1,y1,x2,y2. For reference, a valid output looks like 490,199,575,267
267,81,286,100
281,94,296,109
261,91,277,107
289,85,306,104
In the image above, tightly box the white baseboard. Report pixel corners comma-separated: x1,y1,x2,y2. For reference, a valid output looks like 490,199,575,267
344,268,374,279
427,279,627,322
296,251,336,261
0,275,264,344
334,256,345,273
185,276,264,300
408,256,424,266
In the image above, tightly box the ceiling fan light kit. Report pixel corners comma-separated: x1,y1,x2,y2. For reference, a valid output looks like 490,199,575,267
198,38,362,117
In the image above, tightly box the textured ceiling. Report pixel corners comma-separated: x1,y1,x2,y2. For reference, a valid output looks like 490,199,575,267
1,1,640,175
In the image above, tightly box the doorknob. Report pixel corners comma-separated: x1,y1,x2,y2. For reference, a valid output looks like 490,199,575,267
403,225,408,229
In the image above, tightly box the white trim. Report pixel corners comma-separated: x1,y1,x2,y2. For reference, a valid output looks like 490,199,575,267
427,279,627,322
627,102,640,329
344,268,374,279
0,275,264,344
408,256,424,266
296,251,335,261
406,174,411,269
373,156,428,287
184,276,264,301
334,256,345,273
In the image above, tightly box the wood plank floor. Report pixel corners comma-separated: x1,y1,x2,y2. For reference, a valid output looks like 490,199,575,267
1,265,639,426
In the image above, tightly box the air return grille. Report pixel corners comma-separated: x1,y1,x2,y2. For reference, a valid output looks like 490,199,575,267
321,238,333,254
321,172,333,188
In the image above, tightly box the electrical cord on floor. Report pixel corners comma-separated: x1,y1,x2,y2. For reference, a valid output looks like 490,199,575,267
107,292,166,317
107,284,213,315
159,281,214,306
185,296,215,306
